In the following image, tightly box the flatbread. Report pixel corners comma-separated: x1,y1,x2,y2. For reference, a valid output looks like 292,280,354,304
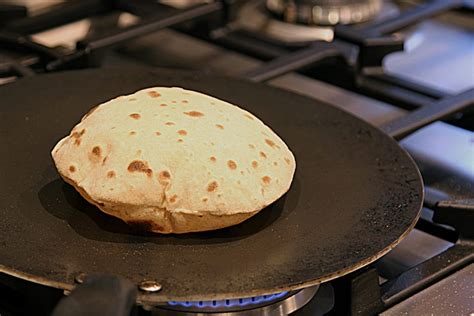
52,87,296,233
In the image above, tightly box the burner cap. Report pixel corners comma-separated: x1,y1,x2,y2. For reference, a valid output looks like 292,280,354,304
266,0,382,25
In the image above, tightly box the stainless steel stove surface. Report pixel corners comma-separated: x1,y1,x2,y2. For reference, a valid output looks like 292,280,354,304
0,1,473,315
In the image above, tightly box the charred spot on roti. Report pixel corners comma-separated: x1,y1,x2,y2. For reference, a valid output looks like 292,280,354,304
92,146,101,157
252,161,258,168
177,139,183,143
210,156,217,162
265,139,280,149
159,170,171,181
127,160,152,177
178,130,187,136
97,202,105,207
165,122,175,126
216,124,224,130
207,181,218,192
102,156,108,165
129,113,141,119
155,131,161,136
69,165,76,172
72,129,85,146
182,100,189,104
262,176,271,185
260,151,267,159
129,131,136,136
148,91,161,98
160,103,167,107
107,171,115,178
184,111,204,117
227,160,237,170
202,197,208,202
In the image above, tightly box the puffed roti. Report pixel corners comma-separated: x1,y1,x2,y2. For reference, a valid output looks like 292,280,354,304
52,87,296,233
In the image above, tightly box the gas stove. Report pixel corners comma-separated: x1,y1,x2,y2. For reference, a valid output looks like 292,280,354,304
0,1,473,315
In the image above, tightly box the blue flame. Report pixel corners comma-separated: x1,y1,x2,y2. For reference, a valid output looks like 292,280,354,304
168,291,289,309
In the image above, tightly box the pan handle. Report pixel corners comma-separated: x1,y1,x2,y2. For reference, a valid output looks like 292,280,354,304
51,275,137,316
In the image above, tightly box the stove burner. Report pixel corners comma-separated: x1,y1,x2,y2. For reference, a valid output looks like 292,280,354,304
236,0,398,43
266,0,382,25
154,286,319,315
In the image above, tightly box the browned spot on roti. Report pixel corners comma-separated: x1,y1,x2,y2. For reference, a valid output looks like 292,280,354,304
69,165,76,172
207,181,218,192
273,161,278,166
171,100,177,104
244,114,254,120
216,124,224,129
240,170,244,175
159,171,170,180
169,195,178,203
184,111,204,117
148,91,161,98
262,176,271,184
285,158,291,165
102,156,108,165
165,122,175,126
252,161,258,168
160,103,167,107
265,139,280,149
202,197,208,202
248,144,256,149
129,131,136,136
107,171,115,178
227,160,237,170
178,130,187,136
127,160,152,176
92,146,101,157
210,156,217,162
155,131,161,136
97,202,105,207
177,139,183,143
210,142,215,146
129,98,137,101
182,100,188,104
129,113,141,119
71,129,85,146
260,151,267,159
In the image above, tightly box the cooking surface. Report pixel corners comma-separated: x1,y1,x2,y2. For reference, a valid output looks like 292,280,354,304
0,0,473,315
0,68,422,301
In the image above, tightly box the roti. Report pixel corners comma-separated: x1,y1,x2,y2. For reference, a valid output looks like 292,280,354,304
52,87,296,233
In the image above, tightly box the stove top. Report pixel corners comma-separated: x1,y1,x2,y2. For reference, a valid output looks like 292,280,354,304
0,0,473,315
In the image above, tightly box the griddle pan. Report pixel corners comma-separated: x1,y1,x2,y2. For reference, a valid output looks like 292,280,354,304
0,68,422,302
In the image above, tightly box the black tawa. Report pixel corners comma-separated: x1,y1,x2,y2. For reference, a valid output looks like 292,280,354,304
0,68,422,302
